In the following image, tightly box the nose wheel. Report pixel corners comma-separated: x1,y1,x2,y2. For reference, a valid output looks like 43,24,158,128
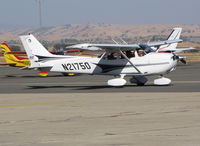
130,76,148,86
154,76,171,85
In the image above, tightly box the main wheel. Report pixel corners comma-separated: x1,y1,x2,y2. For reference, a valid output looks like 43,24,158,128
137,82,145,86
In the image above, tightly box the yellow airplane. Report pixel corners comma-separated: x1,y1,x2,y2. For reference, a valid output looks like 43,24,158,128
0,43,74,77
0,43,30,67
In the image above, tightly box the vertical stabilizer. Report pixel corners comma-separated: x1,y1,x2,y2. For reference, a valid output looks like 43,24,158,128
0,43,16,64
167,28,182,41
0,43,12,52
0,43,30,66
20,34,54,67
158,28,182,51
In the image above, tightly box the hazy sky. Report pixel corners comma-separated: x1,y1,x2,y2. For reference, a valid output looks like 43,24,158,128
0,0,200,28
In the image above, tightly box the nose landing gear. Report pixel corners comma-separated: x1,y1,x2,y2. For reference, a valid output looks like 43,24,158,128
130,76,148,86
154,75,171,85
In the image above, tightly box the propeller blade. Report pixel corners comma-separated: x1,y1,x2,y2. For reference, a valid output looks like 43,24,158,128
180,58,187,64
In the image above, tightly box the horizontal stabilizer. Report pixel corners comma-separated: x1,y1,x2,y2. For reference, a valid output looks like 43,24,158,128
148,39,183,47
159,47,196,53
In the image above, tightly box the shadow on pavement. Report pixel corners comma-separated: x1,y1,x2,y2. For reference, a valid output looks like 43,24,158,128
27,84,171,90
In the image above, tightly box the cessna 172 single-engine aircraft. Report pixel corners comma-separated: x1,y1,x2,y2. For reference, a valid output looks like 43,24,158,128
20,28,189,87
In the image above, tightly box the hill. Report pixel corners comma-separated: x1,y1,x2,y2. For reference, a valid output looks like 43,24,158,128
0,24,199,41
0,24,200,50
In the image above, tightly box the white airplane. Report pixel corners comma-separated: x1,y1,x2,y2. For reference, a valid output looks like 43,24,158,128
20,29,185,87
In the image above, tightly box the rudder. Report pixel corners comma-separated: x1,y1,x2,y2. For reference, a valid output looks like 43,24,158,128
20,34,54,68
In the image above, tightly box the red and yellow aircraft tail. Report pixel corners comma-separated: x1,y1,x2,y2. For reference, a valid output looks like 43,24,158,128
0,43,30,67
1,43,12,52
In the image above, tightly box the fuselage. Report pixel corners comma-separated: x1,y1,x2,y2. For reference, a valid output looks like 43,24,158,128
40,52,177,76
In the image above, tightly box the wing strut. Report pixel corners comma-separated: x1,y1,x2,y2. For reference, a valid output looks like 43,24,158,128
119,50,143,74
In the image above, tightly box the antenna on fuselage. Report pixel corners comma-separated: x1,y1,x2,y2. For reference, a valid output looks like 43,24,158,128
112,38,119,44
119,38,128,44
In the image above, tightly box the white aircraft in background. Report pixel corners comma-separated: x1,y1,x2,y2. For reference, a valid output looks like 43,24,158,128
20,28,191,87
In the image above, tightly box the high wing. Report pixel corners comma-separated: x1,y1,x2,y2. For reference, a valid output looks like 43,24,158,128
66,39,182,52
147,39,183,47
66,43,140,52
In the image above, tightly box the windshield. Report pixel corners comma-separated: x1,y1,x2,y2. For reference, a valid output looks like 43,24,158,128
139,44,154,54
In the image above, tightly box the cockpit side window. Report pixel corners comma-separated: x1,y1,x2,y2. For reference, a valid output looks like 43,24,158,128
107,53,115,60
101,52,117,60
139,44,154,55
101,50,136,60
136,44,155,57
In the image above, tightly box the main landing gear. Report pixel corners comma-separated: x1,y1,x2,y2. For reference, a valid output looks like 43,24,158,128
107,74,127,87
107,75,171,87
107,75,148,87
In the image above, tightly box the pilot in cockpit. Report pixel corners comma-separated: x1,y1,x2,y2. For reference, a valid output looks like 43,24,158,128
126,50,134,58
137,49,144,57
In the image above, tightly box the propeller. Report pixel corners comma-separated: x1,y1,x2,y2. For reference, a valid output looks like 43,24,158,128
172,53,187,64
179,56,187,64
